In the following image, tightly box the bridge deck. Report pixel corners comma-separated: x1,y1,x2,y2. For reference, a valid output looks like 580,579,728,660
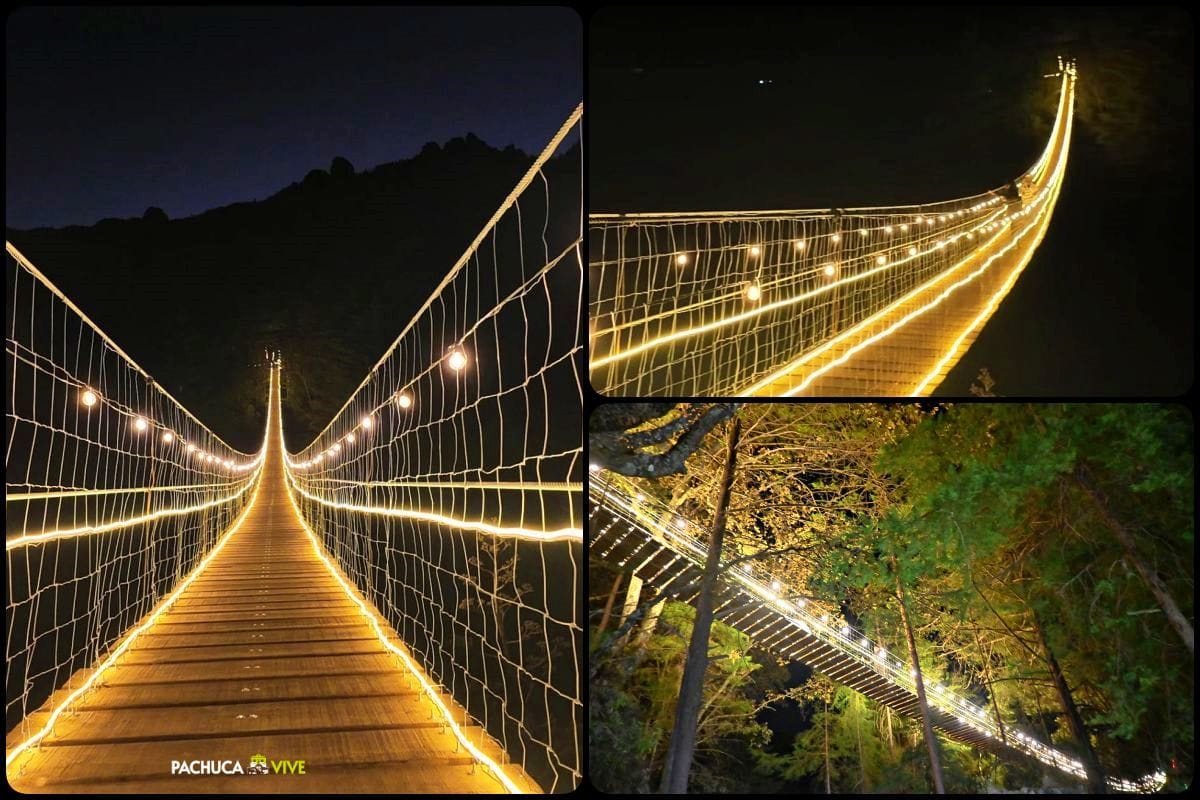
6,412,518,793
745,202,1036,397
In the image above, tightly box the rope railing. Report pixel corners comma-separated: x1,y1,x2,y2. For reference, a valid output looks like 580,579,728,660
5,242,267,745
588,62,1078,397
283,104,584,792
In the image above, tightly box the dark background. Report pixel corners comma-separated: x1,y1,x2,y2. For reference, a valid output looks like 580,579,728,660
589,6,1193,397
6,7,582,450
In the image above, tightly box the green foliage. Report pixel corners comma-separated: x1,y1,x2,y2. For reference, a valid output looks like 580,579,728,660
591,404,1192,792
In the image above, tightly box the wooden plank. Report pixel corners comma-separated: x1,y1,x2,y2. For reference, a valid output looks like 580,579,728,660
7,431,536,794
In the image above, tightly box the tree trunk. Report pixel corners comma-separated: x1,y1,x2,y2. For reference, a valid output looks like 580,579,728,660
1030,608,1106,793
1077,473,1193,655
824,693,832,794
658,416,741,794
894,561,946,794
972,622,1008,746
595,571,623,639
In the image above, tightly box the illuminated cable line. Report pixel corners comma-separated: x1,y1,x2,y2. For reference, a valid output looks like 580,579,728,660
5,481,248,502
773,194,1054,397
273,376,526,794
285,477,581,543
912,86,1075,395
5,475,259,551
3,368,273,770
742,92,1074,399
294,479,582,492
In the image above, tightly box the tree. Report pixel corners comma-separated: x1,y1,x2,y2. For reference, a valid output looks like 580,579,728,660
589,402,737,477
330,155,354,178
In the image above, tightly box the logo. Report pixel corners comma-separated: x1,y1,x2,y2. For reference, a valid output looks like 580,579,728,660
170,753,306,776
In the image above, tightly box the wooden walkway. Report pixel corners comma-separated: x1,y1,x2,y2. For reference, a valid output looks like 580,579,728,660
6,386,526,793
747,87,1071,399
747,214,1040,397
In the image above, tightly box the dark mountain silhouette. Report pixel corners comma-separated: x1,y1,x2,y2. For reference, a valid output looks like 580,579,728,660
7,135,582,451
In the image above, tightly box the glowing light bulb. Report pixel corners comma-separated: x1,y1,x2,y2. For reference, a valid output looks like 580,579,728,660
134,417,148,432
830,233,840,243
796,598,806,607
876,255,887,265
346,433,355,444
822,264,836,277
186,443,196,453
966,232,974,240
162,431,174,444
884,225,893,234
745,283,761,302
927,219,935,226
589,463,600,473
900,223,909,232
858,228,867,237
674,518,686,529
908,246,918,256
748,245,761,257
332,443,341,454
223,459,232,468
396,392,413,409
771,580,782,591
81,389,98,407
360,415,373,430
840,624,851,635
794,239,805,250
675,253,688,266
447,348,468,371
915,216,924,223
938,215,946,223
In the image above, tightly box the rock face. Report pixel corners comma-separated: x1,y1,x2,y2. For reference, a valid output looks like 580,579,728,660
142,206,169,223
330,156,354,179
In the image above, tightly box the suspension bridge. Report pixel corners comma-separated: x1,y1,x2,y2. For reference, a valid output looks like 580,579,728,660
5,105,583,793
589,62,1078,397
588,474,1167,793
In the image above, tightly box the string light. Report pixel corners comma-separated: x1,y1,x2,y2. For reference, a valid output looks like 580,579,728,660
908,246,918,256
745,283,762,302
748,245,761,257
162,431,174,444
80,389,98,407
134,417,148,432
794,239,806,250
822,264,836,278
447,348,468,371
900,224,908,232
876,255,887,265
395,390,413,409
360,415,373,430
345,433,355,444
675,253,689,266
830,233,840,243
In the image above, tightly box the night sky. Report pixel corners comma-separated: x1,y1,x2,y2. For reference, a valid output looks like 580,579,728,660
590,6,1193,397
6,7,581,229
